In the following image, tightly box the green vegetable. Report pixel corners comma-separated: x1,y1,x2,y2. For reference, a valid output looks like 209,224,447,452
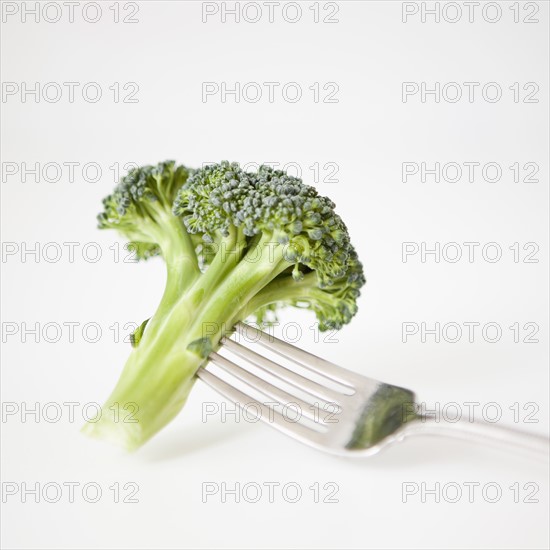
83,161,365,449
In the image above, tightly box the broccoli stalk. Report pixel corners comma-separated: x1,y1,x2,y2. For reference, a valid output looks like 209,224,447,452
83,161,365,449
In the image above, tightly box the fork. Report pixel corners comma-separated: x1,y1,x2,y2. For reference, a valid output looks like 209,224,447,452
197,323,549,458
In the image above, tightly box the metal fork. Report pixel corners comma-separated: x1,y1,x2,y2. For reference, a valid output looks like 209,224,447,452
197,323,549,458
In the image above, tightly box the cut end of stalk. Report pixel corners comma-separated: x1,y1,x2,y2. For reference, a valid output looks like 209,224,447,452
81,418,145,452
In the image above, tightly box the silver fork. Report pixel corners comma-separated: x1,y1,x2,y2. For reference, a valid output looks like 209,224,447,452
197,323,549,458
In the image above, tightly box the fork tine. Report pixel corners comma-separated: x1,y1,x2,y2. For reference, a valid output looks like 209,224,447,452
235,322,367,387
208,352,324,422
221,337,344,405
197,364,327,445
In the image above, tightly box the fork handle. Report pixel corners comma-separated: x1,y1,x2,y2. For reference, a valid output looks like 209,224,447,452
408,415,549,459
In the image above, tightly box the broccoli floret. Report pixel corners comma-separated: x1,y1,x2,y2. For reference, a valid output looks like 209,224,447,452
84,161,365,449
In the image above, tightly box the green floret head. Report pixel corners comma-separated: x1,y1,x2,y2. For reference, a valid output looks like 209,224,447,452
174,161,366,331
174,161,257,239
306,246,366,330
98,160,191,259
253,165,354,287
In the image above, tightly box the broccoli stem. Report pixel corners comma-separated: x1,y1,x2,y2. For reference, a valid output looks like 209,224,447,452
156,212,200,289
241,272,325,316
140,213,200,337
83,232,291,449
179,232,292,343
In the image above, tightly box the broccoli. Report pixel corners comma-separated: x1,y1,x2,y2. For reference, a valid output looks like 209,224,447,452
83,160,365,449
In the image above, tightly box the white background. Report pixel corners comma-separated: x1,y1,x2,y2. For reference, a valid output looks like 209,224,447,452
1,1,549,549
